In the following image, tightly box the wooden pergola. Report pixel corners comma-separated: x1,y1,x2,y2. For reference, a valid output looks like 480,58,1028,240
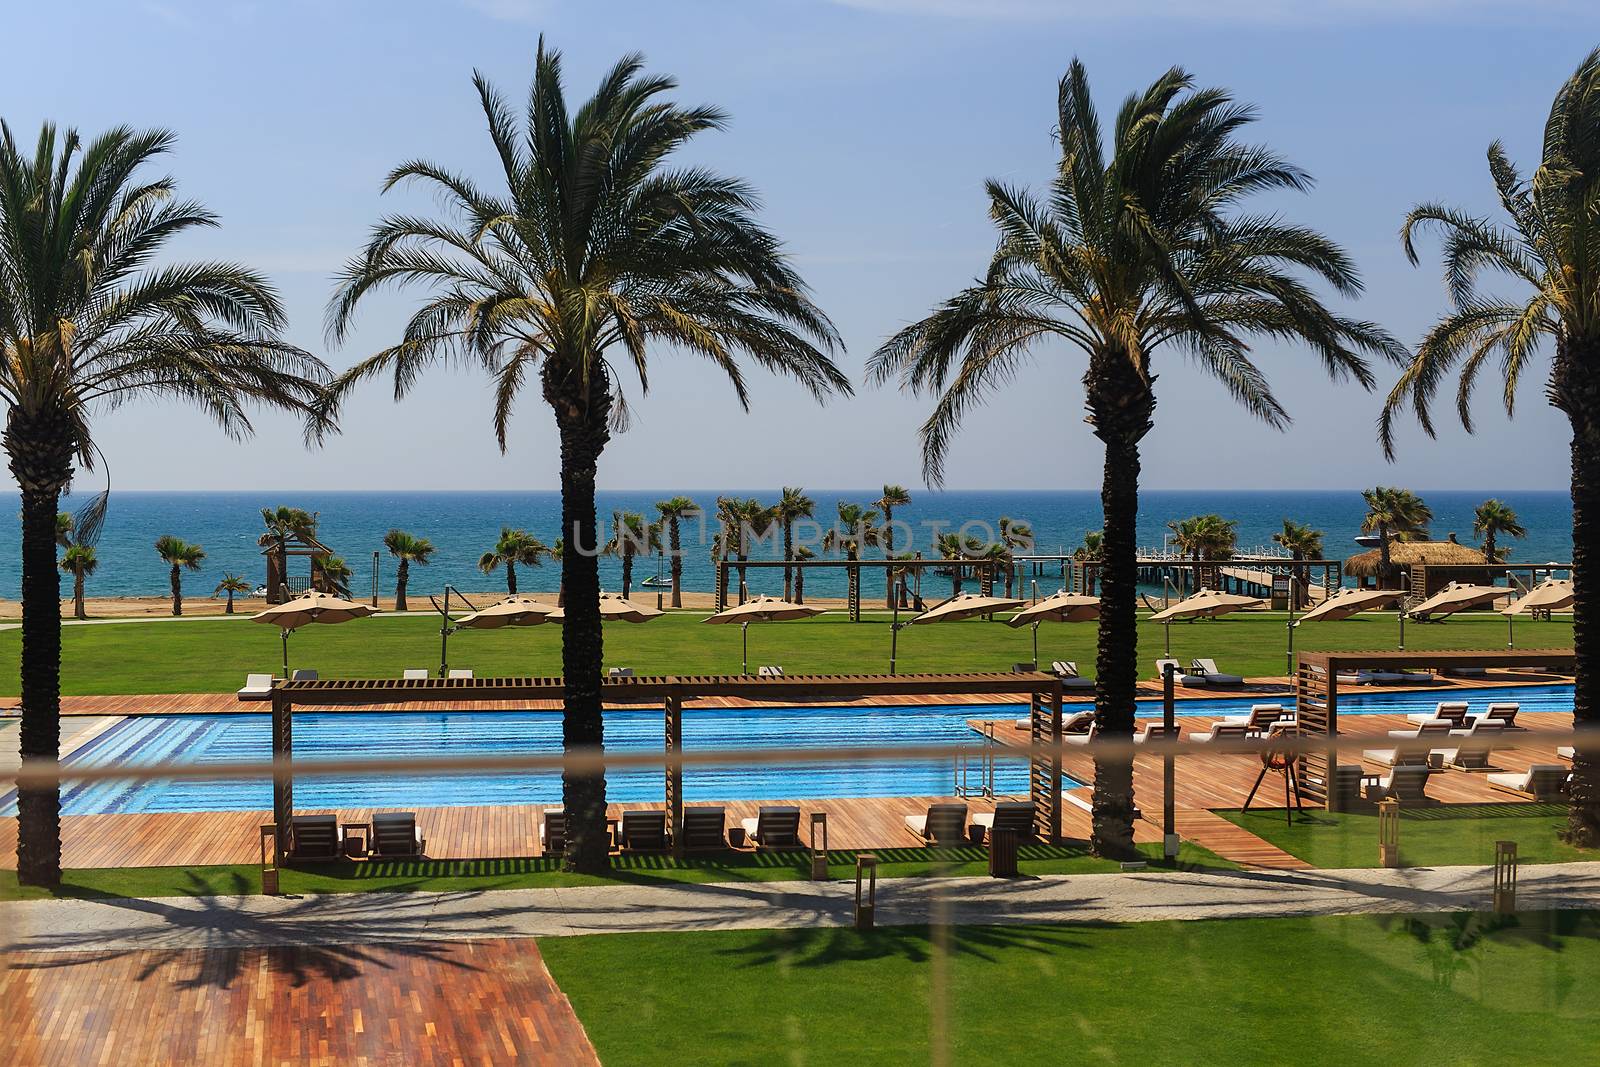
269,671,1065,857
1293,648,1575,809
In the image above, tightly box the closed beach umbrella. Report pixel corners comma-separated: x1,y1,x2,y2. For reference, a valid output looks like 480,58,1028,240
1007,591,1100,668
454,595,561,629
252,590,375,676
1501,578,1574,648
1293,587,1404,625
547,592,664,624
705,595,827,674
1147,588,1260,657
1406,581,1505,620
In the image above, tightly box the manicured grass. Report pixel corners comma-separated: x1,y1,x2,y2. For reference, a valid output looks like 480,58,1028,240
1217,803,1599,869
0,839,1233,900
540,911,1600,1066
0,611,1575,696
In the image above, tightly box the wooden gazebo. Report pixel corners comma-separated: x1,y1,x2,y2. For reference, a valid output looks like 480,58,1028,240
261,529,335,603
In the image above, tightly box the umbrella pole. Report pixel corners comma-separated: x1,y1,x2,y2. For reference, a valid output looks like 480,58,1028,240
1164,620,1171,657
280,630,290,678
1398,609,1405,651
742,621,749,676
1032,621,1039,670
1285,601,1295,676
1507,613,1514,650
439,587,452,678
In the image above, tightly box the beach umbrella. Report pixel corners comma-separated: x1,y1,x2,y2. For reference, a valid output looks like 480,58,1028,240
1501,578,1574,648
1290,587,1405,662
546,592,664,624
704,595,827,674
1146,588,1261,656
1406,581,1505,620
454,595,561,629
251,590,375,676
895,592,1025,675
1006,591,1099,667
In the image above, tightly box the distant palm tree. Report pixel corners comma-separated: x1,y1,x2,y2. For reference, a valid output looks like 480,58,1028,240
1473,500,1526,564
792,545,816,605
384,529,434,611
0,124,328,886
996,516,1033,597
875,485,912,607
549,539,566,607
605,511,653,598
213,573,251,615
654,497,700,608
155,536,205,616
1166,514,1235,593
324,43,848,875
935,531,981,596
1361,487,1432,587
59,545,97,620
316,554,353,597
773,487,815,601
1273,520,1324,608
716,497,772,599
54,512,74,548
1074,530,1105,595
867,61,1400,857
478,527,546,595
258,507,319,600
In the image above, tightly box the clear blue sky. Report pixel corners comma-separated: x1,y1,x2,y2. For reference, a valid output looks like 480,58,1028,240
4,0,1596,491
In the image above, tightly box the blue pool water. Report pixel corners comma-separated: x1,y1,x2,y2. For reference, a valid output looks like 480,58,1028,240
6,684,1572,815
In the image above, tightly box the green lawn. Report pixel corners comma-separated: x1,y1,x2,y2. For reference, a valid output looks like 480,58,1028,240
1217,803,1599,869
0,839,1233,901
540,911,1600,1066
0,611,1575,696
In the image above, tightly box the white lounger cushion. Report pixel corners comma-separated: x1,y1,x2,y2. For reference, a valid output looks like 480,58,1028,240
236,674,273,700
447,669,473,679
402,669,428,680
1191,659,1244,685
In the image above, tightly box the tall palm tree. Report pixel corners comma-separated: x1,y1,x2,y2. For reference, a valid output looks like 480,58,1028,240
59,544,97,620
213,573,251,614
773,487,815,601
258,506,319,600
1473,500,1526,563
792,545,816,604
1273,519,1324,608
0,124,327,886
155,535,204,616
478,526,546,595
716,496,772,599
324,43,848,873
604,511,652,598
1360,487,1432,587
384,529,434,611
654,497,699,609
1379,50,1600,845
867,62,1399,856
875,485,912,607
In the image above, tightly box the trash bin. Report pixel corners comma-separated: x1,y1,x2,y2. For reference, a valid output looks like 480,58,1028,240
988,827,1019,878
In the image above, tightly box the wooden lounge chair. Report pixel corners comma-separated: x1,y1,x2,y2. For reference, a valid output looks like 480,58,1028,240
1192,722,1251,744
679,807,727,852
540,809,566,855
1221,704,1288,733
1407,701,1469,727
740,806,802,850
370,811,425,858
1437,719,1506,771
905,802,969,846
1488,765,1570,802
1190,658,1244,686
237,673,274,701
1050,662,1096,690
757,665,784,678
287,814,341,861
447,669,474,679
1481,702,1521,728
402,668,429,680
1363,765,1437,805
1135,723,1181,744
620,810,670,852
970,801,1036,842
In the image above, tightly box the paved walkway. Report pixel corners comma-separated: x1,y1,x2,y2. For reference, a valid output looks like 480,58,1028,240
7,862,1599,953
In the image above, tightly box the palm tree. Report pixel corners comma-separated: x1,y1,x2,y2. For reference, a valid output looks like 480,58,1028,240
875,485,912,607
213,573,251,614
716,497,772,599
316,554,354,597
1380,52,1600,846
1166,514,1234,593
0,124,328,886
59,545,97,620
604,511,652,598
935,531,980,596
549,538,566,607
155,536,205,616
792,545,816,604
773,487,815,601
324,43,848,873
384,529,434,611
1360,487,1432,587
867,62,1399,857
1074,530,1105,595
478,526,546,595
54,512,74,548
654,497,699,608
258,506,318,600
1273,520,1324,608
1473,500,1526,563
996,516,1033,597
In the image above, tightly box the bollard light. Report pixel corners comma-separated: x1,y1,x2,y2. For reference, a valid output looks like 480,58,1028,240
1493,840,1518,914
855,853,878,931
810,811,829,881
1378,797,1401,868
259,822,281,896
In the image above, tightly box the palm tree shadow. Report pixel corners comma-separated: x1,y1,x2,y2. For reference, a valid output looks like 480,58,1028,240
718,921,1104,970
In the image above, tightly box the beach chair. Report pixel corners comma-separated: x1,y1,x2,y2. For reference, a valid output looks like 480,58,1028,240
1443,665,1488,678
1482,702,1521,728
757,665,784,678
1437,719,1506,771
1364,720,1450,767
291,668,318,682
619,810,670,853
1406,701,1469,727
539,809,566,855
740,806,802,850
904,802,969,846
1154,658,1206,686
1135,723,1181,744
1558,746,1575,761
1192,722,1251,744
286,814,341,861
1190,658,1244,686
447,669,474,679
1362,765,1436,805
1221,704,1288,734
679,807,727,852
1487,765,1570,802
236,673,274,701
1015,708,1094,732
370,811,425,858
1050,661,1096,690
608,667,635,678
1064,722,1100,746
970,801,1036,842
402,668,429,680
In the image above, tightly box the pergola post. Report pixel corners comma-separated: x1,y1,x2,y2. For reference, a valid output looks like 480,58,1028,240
847,562,860,622
665,689,683,854
271,688,293,861
1162,662,1177,859
1028,681,1062,844
714,562,728,614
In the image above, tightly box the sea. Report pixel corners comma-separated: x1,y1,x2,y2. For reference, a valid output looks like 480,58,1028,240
0,489,1575,602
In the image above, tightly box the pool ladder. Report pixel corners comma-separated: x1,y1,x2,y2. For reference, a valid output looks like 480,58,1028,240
955,721,997,799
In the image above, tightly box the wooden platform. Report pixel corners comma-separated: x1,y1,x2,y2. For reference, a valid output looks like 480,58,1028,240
1,937,599,1067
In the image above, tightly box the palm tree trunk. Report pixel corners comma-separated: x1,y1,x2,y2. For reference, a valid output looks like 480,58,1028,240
1484,530,1498,565
395,558,409,612
170,565,183,616
507,561,518,596
794,567,805,604
225,590,234,615
782,522,794,602
668,519,683,609
736,553,749,599
883,507,895,609
73,571,86,620
1561,352,1600,847
621,553,633,599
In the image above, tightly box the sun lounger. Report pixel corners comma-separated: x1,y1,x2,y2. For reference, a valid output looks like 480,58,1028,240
1406,701,1469,727
1135,723,1181,744
1016,708,1094,732
291,669,318,682
1050,661,1096,690
740,806,801,849
1437,719,1506,771
679,806,727,852
1190,658,1244,686
447,669,474,679
1064,723,1100,746
402,668,429,680
370,811,425,858
1154,658,1207,686
1481,702,1521,728
1487,765,1570,802
287,814,341,861
971,801,1036,841
607,667,635,678
1362,765,1436,805
1558,746,1575,761
540,809,565,855
904,802,969,846
1443,665,1488,677
757,665,784,678
619,810,670,852
237,673,274,701
1192,722,1251,744
1221,704,1289,733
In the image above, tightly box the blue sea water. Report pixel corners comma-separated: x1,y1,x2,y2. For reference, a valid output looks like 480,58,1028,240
0,488,1575,602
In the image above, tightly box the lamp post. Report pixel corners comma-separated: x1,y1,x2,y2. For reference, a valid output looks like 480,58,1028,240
371,550,379,608
436,585,480,677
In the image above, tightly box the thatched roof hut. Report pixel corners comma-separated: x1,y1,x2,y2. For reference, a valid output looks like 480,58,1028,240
1344,539,1486,578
